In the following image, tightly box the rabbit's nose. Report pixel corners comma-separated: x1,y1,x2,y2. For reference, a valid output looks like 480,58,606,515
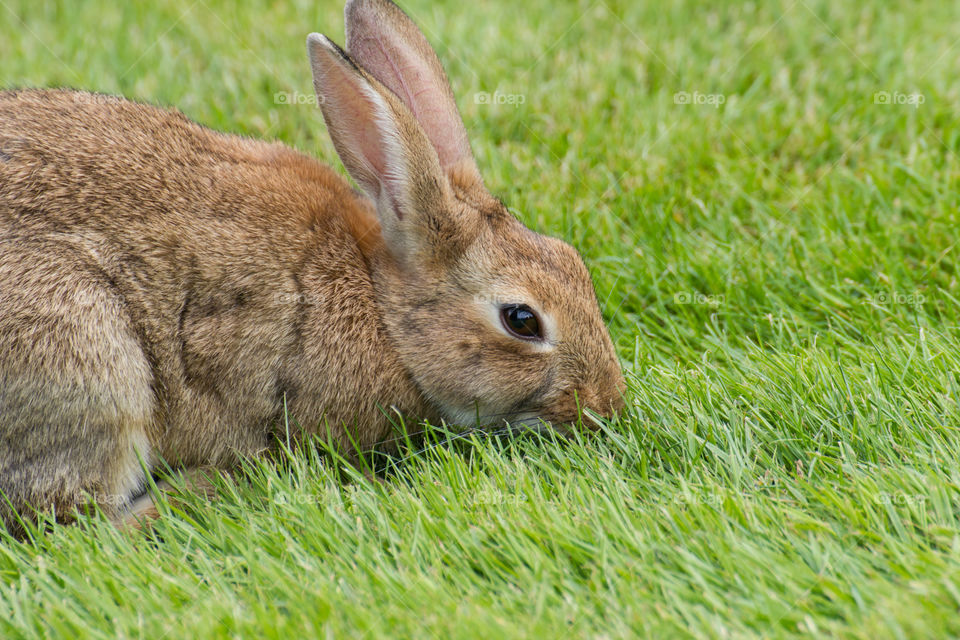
607,390,627,415
580,367,627,420
604,362,628,416
592,391,626,420
571,386,623,423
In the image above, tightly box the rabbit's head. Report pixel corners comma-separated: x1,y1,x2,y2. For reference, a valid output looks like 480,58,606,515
308,0,625,431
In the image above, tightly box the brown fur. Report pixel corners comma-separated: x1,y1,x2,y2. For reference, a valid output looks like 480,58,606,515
0,0,624,533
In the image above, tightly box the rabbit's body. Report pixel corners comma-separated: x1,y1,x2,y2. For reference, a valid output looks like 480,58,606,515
0,0,625,532
0,89,429,523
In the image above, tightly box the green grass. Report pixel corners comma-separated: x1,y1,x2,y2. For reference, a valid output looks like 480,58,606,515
3,0,960,636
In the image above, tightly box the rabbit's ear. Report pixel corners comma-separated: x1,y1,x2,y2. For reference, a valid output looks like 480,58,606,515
308,33,462,266
344,0,480,184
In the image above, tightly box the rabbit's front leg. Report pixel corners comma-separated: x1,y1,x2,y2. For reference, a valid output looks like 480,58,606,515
118,466,223,530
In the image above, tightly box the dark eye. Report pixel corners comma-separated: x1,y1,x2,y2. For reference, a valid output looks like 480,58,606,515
500,304,543,341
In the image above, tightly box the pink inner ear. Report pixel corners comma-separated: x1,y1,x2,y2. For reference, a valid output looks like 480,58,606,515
311,41,411,211
327,70,388,178
350,32,469,171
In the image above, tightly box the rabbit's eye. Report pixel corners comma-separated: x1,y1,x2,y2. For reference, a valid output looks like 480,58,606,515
500,304,542,341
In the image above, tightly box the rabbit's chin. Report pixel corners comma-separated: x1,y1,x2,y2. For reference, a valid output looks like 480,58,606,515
439,406,589,439
482,413,608,438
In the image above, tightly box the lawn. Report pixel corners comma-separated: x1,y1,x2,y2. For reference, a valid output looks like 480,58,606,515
2,0,960,637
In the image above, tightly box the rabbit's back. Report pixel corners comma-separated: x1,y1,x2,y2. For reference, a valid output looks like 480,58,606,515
0,89,371,241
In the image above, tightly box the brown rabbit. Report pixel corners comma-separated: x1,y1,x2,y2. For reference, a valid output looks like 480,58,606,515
0,0,625,533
